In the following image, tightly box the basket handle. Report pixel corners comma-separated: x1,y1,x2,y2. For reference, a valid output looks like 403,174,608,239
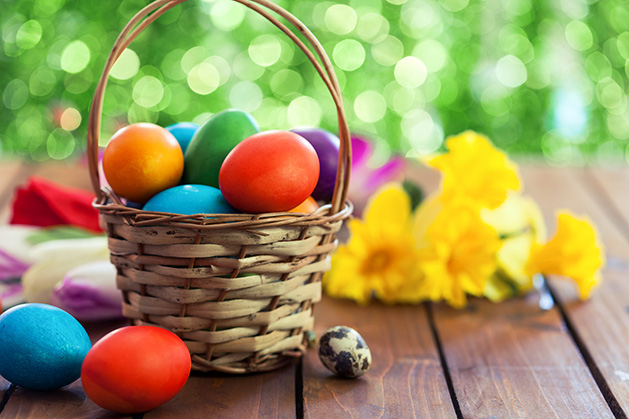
87,0,351,215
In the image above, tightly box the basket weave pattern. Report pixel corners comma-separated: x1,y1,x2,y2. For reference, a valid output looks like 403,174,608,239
87,0,352,373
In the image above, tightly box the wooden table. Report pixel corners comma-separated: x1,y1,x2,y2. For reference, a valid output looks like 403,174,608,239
1,160,628,418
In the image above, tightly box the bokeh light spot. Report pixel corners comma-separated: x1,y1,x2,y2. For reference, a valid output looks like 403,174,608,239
270,69,302,99
617,32,629,59
133,76,164,107
333,39,365,71
496,55,527,88
210,0,246,31
248,35,281,67
29,66,56,97
3,79,29,110
325,4,357,35
394,56,427,88
440,0,469,12
356,13,389,42
372,35,404,66
187,62,219,95
206,56,231,86
403,109,443,155
412,39,448,72
61,41,90,74
111,48,140,80
287,96,322,127
354,90,387,123
181,46,210,73
16,20,42,50
233,51,264,81
565,20,593,51
597,79,625,112
229,81,263,113
46,128,75,160
611,109,629,140
585,51,612,81
60,107,81,131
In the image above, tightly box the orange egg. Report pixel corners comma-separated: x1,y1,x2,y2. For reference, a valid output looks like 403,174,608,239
102,123,184,203
289,196,319,213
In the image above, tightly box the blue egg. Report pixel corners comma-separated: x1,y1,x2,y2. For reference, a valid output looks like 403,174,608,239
143,184,238,215
0,303,91,390
166,122,199,154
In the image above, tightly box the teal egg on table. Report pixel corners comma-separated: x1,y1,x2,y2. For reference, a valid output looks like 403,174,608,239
166,122,199,154
142,184,238,215
0,303,91,390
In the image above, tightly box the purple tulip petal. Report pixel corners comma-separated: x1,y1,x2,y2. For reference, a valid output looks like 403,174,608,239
351,135,373,167
0,248,31,282
1,283,24,310
50,261,122,321
365,155,407,191
347,135,407,216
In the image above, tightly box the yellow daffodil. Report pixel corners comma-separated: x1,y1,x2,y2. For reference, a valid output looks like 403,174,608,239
323,184,424,305
414,195,502,308
481,193,547,302
426,131,520,209
526,212,605,299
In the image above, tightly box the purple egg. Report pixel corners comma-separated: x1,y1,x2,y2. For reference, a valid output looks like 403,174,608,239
291,128,340,201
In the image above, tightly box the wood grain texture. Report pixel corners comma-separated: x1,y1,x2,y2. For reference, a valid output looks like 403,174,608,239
145,366,296,419
432,293,612,418
422,163,613,418
303,297,456,418
521,165,629,415
0,379,123,419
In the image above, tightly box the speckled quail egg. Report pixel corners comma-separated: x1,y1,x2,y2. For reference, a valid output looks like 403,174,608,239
318,326,371,378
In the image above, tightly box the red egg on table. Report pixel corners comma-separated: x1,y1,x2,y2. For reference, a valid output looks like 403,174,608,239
81,326,191,414
219,130,320,213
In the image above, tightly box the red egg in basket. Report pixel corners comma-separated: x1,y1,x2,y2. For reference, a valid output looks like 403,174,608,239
219,130,320,213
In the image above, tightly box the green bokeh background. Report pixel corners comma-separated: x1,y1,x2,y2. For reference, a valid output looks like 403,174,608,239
2,0,629,165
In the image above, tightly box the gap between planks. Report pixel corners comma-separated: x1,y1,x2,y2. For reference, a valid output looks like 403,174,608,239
520,165,629,418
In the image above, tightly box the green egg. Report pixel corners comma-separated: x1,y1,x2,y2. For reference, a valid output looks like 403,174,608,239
182,109,260,188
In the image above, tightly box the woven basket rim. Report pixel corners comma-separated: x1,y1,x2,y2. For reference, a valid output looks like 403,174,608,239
95,187,353,230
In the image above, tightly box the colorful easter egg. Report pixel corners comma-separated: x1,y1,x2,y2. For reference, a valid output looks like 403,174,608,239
291,128,340,201
81,326,191,414
102,123,184,203
182,109,260,188
0,303,91,390
166,122,199,154
219,130,320,213
289,196,319,213
143,184,237,215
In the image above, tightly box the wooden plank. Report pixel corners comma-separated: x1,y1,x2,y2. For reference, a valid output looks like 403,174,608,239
303,297,455,418
146,367,296,419
413,162,612,418
0,379,123,419
520,165,629,415
432,293,612,418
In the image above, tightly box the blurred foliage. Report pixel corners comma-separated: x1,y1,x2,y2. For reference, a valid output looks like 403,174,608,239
1,0,629,164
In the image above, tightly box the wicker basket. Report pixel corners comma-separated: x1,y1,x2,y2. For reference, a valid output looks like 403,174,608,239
86,0,352,374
